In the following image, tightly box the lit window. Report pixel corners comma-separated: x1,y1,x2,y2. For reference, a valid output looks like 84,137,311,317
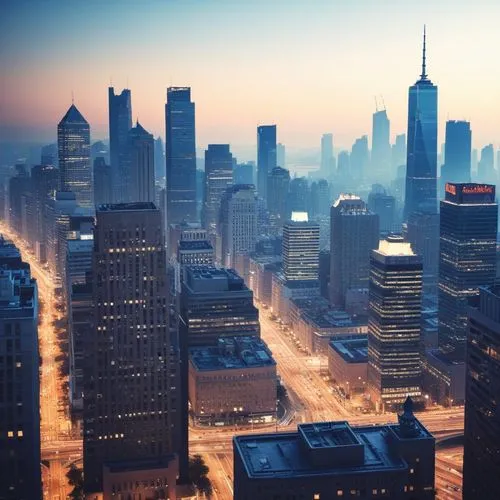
7,431,14,438
17,430,23,437
337,491,343,497
372,490,378,496
314,495,320,500
16,362,21,368
410,468,414,474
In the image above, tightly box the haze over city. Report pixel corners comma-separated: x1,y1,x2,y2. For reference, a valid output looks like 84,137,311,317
2,0,500,154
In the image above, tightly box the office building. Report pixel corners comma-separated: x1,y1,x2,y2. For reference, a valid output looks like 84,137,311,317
320,133,335,176
203,144,233,233
93,157,112,205
257,125,277,204
276,142,286,168
337,150,350,177
310,179,330,218
233,162,254,185
392,133,406,171
180,266,260,347
371,109,391,180
234,398,435,500
367,236,423,409
125,121,155,203
83,203,180,493
220,184,258,268
287,177,309,214
7,165,31,240
0,237,41,500
41,142,58,166
58,103,93,209
154,136,165,181
441,120,471,187
477,143,495,184
165,87,197,223
350,135,369,180
329,194,379,307
267,166,290,228
282,213,320,282
368,185,396,233
438,183,497,358
108,87,132,203
188,336,277,425
463,286,500,499
404,28,438,218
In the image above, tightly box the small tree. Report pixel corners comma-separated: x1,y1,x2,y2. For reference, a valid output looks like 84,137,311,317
66,464,84,499
189,454,213,498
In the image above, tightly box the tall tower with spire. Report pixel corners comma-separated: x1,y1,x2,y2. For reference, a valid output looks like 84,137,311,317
404,26,438,219
58,103,93,209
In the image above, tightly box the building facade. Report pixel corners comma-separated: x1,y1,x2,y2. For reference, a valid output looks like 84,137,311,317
257,125,277,205
441,120,471,187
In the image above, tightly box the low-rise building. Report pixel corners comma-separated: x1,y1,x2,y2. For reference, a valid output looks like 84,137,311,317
233,398,435,500
188,336,277,426
328,335,368,394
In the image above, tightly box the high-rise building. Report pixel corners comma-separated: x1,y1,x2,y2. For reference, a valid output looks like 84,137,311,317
108,87,132,203
220,185,258,268
367,236,423,409
368,185,395,233
478,143,495,184
320,133,335,176
125,121,155,203
276,142,286,169
350,135,369,180
404,28,438,218
83,203,181,493
371,109,391,180
287,177,309,215
165,87,197,223
391,133,406,171
268,166,290,227
0,237,41,500
58,104,93,209
7,165,30,238
257,125,277,205
154,136,165,182
233,162,254,186
41,143,58,166
310,178,330,218
234,399,435,500
463,286,500,499
438,183,497,358
282,213,320,282
93,157,112,206
330,195,379,307
203,144,233,233
337,150,350,177
441,120,471,186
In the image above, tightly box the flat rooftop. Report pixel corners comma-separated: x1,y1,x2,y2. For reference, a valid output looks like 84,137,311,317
184,266,248,293
329,336,368,363
190,336,276,372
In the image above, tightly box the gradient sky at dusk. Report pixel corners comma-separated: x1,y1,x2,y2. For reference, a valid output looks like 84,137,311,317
1,0,500,156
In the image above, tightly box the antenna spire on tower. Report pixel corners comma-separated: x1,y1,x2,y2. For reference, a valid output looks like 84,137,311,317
421,25,428,80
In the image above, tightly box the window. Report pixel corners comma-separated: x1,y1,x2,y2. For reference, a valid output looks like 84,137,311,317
314,495,320,500
7,431,14,438
337,491,343,497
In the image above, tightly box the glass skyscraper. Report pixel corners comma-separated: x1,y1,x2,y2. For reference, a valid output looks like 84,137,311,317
404,28,438,218
441,120,471,186
438,182,498,358
257,125,277,205
165,87,197,224
371,109,391,180
108,87,132,203
367,236,423,410
57,104,93,209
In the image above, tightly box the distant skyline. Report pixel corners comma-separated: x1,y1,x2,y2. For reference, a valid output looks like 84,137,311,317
1,0,500,153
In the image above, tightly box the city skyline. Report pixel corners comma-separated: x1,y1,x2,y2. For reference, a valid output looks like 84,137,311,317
2,1,500,152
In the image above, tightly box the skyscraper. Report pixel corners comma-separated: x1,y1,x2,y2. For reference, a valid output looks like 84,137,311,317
0,237,41,500
330,195,379,307
350,135,369,180
282,213,320,282
367,236,423,409
203,144,233,233
57,104,93,208
93,157,112,206
478,143,495,184
438,182,497,357
371,109,391,180
287,177,309,214
220,185,258,268
404,27,438,218
154,136,165,181
391,133,406,171
268,166,290,227
441,120,471,186
463,286,500,499
108,87,132,203
276,142,286,168
320,133,335,176
125,121,155,203
257,125,277,205
83,203,181,493
165,87,197,223
337,150,350,177
368,185,395,233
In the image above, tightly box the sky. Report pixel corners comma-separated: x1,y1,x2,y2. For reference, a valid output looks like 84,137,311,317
1,0,500,159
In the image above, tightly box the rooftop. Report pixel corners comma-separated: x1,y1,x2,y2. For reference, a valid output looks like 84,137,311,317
97,202,157,212
184,266,248,293
329,336,368,363
377,235,415,257
189,336,276,372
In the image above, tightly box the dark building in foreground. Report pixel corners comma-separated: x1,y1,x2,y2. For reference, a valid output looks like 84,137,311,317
0,237,40,500
83,203,181,494
463,286,500,500
234,398,435,500
165,87,197,223
438,183,497,358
